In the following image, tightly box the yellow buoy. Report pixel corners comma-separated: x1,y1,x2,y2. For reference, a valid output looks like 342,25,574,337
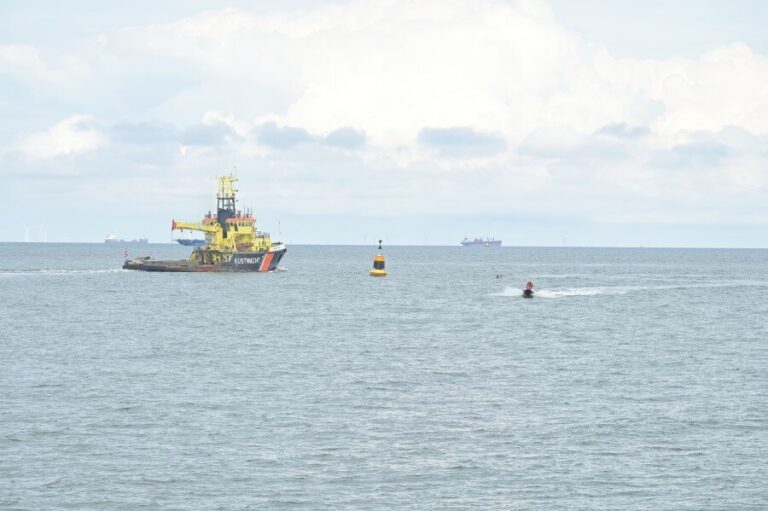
370,239,387,277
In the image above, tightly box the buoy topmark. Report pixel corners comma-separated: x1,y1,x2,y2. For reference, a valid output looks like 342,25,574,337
370,239,387,277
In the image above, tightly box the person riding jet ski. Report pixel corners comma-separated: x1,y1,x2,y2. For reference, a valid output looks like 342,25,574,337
523,281,534,298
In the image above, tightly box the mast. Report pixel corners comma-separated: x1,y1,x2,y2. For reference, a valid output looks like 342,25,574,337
216,175,238,237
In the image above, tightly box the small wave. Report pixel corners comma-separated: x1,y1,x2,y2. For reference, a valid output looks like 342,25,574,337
494,280,768,299
42,478,62,488
536,286,637,298
0,269,124,276
534,273,591,278
275,266,288,272
492,286,636,298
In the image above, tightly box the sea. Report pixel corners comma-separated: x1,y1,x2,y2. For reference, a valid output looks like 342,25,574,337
1,243,766,510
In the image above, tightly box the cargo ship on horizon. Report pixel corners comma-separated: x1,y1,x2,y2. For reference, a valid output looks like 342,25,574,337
105,235,148,245
461,237,502,247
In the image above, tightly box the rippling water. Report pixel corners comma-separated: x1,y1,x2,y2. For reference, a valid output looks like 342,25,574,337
1,243,766,509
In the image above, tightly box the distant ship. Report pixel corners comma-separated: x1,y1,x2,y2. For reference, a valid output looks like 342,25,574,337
175,239,207,247
461,237,502,247
105,234,148,245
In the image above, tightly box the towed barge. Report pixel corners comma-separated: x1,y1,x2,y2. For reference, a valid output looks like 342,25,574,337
123,174,286,273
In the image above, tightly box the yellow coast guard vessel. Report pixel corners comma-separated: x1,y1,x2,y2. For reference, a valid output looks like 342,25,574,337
123,175,286,272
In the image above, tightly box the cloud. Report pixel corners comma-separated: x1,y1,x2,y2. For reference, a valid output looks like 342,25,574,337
181,121,239,146
19,115,106,159
2,1,768,243
418,126,507,157
111,121,179,145
8,2,768,151
255,121,313,148
0,45,56,84
595,123,650,139
323,127,366,148
654,142,729,168
93,3,768,149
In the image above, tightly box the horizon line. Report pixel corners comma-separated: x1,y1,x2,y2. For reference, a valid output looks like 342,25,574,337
1,241,766,250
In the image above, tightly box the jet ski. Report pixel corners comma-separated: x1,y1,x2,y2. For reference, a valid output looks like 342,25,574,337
523,280,534,298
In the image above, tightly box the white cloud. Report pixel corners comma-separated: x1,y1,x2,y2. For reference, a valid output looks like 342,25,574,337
87,1,768,150
1,0,768,242
0,45,54,82
19,115,106,159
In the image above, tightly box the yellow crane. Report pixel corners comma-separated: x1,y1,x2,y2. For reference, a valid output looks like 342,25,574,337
171,175,274,253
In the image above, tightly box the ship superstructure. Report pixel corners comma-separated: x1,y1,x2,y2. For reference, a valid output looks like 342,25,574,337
123,175,285,272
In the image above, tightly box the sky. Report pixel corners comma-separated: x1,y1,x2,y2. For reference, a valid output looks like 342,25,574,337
1,0,767,246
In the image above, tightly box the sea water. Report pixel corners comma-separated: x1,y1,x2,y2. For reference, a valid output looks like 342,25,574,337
1,243,766,509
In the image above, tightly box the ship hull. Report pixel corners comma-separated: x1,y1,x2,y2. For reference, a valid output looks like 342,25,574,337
175,239,207,247
461,240,502,247
123,248,286,273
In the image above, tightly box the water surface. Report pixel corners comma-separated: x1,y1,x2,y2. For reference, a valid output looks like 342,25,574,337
1,243,766,509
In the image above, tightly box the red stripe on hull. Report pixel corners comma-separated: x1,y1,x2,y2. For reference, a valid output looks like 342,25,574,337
260,252,274,272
